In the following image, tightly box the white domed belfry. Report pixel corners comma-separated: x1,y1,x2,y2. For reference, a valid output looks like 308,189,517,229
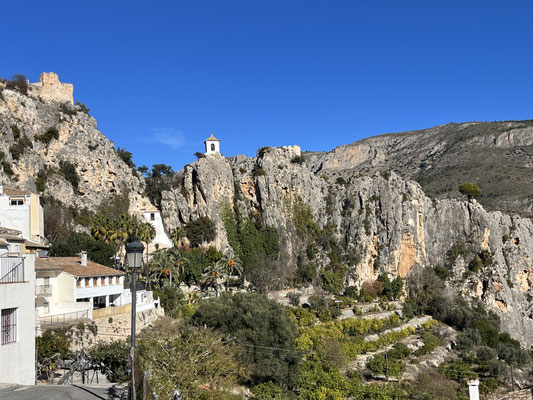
204,134,220,155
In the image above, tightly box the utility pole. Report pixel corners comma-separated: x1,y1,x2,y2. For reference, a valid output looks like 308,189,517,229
385,349,389,381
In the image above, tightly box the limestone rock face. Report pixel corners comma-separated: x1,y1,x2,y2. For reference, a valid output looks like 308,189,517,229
0,85,150,212
306,121,533,216
161,147,533,347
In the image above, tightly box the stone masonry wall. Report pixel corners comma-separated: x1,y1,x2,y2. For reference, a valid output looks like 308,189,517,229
29,72,73,104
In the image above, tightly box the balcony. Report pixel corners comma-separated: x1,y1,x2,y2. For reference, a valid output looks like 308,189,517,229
0,257,25,284
36,285,52,297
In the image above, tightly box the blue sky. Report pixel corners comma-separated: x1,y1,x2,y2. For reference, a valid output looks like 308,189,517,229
2,1,533,171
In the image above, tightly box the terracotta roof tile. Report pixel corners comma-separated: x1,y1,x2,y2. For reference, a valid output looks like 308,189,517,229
35,257,125,277
204,133,220,142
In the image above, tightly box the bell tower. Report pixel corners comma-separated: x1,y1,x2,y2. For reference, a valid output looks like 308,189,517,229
204,134,220,154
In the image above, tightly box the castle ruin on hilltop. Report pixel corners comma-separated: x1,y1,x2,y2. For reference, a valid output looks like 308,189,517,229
29,72,73,104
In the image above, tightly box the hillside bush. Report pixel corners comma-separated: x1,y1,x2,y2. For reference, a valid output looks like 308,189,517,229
75,100,90,114
116,147,135,168
459,183,482,199
184,216,216,247
5,74,28,95
35,127,59,145
190,292,301,388
9,134,33,160
291,155,305,165
59,161,80,190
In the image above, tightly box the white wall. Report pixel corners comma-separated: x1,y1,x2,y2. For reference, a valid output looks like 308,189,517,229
0,254,36,385
0,196,31,240
143,211,172,248
205,140,220,154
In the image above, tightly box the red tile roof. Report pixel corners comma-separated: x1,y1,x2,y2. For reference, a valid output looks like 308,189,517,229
35,257,125,277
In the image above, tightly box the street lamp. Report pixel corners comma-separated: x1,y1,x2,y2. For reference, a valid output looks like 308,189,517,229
125,238,144,400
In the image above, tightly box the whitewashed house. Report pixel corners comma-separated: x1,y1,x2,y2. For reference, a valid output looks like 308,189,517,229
0,252,36,385
140,205,172,250
35,253,159,326
0,186,44,244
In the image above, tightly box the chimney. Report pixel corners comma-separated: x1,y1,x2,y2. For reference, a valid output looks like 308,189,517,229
468,379,479,400
81,251,88,266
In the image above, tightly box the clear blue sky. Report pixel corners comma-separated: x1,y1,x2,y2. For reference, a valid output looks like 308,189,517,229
2,1,533,171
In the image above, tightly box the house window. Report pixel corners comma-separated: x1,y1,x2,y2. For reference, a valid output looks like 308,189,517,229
44,302,50,314
150,213,155,221
85,278,91,287
1,308,17,345
9,198,24,206
76,279,82,288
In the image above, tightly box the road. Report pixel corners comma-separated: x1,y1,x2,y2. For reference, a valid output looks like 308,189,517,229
0,384,125,400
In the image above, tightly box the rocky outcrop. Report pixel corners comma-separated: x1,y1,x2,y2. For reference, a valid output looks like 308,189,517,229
161,147,533,346
306,120,533,216
0,79,150,213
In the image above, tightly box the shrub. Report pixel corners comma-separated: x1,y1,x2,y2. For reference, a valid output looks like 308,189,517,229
116,147,135,168
9,134,33,160
184,216,216,247
344,286,358,299
414,332,440,356
59,161,80,190
291,155,305,165
287,292,301,307
11,125,21,139
35,127,59,146
253,164,266,177
459,183,482,199
89,341,129,382
336,177,347,185
35,169,47,192
75,100,90,114
5,74,28,95
191,292,301,388
296,263,316,284
252,381,286,400
379,273,403,300
320,267,345,295
366,353,405,378
138,318,246,399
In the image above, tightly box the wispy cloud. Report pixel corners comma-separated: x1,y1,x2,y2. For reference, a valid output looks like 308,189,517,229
151,128,186,150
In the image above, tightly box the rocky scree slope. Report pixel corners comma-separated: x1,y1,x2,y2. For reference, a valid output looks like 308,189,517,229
0,82,149,212
306,120,533,216
161,148,533,347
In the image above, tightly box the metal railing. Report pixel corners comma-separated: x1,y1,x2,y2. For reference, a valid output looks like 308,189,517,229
40,310,89,328
36,285,52,296
0,257,24,284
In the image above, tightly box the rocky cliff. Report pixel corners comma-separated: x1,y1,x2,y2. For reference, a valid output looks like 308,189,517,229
0,75,150,213
306,120,533,216
161,147,533,346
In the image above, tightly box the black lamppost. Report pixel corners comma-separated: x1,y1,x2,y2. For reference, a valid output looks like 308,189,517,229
125,238,144,400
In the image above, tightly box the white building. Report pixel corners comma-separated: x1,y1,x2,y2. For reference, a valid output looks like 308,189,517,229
0,253,36,385
204,133,220,155
140,205,172,250
35,254,159,327
0,186,44,244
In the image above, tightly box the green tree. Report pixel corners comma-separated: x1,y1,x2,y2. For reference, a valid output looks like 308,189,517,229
89,341,129,382
137,318,246,399
459,183,482,199
190,292,301,388
50,232,115,266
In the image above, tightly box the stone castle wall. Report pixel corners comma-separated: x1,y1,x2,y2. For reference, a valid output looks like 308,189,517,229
29,72,73,104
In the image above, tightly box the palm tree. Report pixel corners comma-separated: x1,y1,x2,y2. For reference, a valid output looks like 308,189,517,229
201,261,226,297
221,252,243,291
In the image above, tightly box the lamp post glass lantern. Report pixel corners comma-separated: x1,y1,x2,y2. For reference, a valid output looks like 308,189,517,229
126,239,144,400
